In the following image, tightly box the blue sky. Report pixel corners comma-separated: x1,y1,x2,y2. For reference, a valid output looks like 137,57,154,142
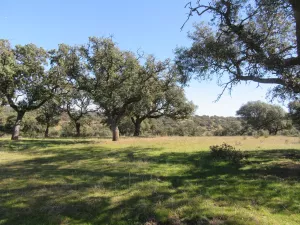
0,0,283,116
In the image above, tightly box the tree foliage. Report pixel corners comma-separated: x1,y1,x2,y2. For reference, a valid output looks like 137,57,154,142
236,101,290,134
0,40,61,139
129,58,196,136
49,43,94,137
36,100,62,137
176,0,300,100
81,37,166,141
288,100,300,129
64,89,93,137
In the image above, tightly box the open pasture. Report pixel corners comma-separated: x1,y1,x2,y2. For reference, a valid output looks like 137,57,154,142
0,136,300,225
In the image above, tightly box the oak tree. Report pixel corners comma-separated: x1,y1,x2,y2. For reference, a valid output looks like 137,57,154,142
36,99,62,138
64,89,93,137
130,64,196,136
81,37,164,141
0,40,60,140
236,101,290,134
176,0,300,100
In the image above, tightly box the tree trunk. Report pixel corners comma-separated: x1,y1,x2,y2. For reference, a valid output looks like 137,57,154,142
273,126,279,135
75,122,81,137
111,121,119,141
44,124,49,138
11,111,25,140
133,119,142,137
134,121,141,136
131,116,144,137
269,129,277,135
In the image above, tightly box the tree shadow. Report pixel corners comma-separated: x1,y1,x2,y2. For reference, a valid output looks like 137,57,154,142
0,139,93,152
0,141,300,224
130,149,300,216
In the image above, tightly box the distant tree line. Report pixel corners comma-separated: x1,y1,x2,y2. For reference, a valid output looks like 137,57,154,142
1,100,300,138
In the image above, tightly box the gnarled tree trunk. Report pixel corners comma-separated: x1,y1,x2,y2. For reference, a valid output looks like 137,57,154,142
11,111,25,140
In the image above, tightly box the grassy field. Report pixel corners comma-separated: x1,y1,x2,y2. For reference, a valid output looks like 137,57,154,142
0,136,300,225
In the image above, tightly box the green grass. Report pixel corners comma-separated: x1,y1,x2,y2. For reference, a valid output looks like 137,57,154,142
0,136,299,225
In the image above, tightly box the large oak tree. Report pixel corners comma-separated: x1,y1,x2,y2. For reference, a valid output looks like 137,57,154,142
0,40,60,140
176,0,300,100
130,64,196,136
81,37,166,141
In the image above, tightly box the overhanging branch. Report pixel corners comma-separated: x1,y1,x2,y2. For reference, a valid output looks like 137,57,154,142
237,75,285,86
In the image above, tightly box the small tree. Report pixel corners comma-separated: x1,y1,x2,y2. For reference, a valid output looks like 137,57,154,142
65,89,93,137
236,101,290,135
0,40,60,140
36,100,62,138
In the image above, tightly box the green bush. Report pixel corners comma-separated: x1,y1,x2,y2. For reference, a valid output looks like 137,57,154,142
209,143,245,164
252,131,260,139
262,130,269,138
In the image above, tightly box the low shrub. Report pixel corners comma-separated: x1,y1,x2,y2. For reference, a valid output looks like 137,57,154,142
262,130,269,138
252,131,260,139
209,143,245,163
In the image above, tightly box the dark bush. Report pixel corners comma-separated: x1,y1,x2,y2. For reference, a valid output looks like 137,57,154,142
209,143,245,163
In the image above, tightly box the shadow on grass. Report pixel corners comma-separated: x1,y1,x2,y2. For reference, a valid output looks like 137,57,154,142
0,139,93,152
0,140,299,224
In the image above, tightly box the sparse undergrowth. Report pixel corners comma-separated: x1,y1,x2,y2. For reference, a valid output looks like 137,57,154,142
0,136,300,225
